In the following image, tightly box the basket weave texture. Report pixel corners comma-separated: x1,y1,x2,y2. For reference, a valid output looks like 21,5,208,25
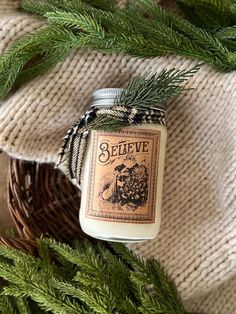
0,158,85,254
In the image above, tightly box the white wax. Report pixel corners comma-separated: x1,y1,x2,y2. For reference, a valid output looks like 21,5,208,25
79,123,167,242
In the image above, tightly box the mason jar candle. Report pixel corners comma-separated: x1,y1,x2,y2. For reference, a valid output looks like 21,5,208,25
79,88,167,242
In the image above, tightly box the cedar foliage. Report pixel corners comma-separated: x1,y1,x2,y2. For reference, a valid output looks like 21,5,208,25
116,65,199,109
0,0,236,100
0,238,198,314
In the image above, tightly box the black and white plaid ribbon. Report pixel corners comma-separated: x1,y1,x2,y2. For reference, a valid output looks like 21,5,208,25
57,106,167,188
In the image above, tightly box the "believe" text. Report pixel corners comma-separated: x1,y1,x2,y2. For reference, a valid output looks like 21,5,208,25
98,140,149,163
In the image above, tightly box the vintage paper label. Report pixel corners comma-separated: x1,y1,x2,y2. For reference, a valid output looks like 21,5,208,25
86,128,160,223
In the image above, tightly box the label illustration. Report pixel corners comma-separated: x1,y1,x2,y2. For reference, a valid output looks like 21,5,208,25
86,128,160,223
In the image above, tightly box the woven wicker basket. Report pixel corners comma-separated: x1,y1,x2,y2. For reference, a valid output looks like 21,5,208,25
0,158,86,254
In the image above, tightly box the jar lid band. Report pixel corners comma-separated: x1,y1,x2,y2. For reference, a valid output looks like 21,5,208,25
92,88,123,107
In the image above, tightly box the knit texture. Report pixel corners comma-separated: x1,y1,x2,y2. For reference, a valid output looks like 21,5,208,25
0,2,236,313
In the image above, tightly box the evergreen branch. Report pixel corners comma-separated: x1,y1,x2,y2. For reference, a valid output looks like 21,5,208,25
0,0,236,100
136,0,229,55
0,288,33,314
112,6,230,66
109,242,145,272
216,26,236,39
115,65,199,110
14,43,71,87
95,243,138,305
73,272,103,288
0,260,83,313
52,280,115,314
0,293,17,314
178,0,234,13
74,242,139,313
118,298,139,314
0,26,80,100
0,262,27,283
177,0,236,29
130,271,176,314
217,38,236,52
146,259,186,313
3,285,28,299
12,297,31,314
44,238,106,274
44,5,234,67
0,244,35,264
21,0,116,17
0,239,196,314
44,238,85,266
21,0,60,16
46,11,105,35
110,243,186,314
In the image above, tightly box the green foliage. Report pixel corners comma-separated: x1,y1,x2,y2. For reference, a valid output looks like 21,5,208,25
46,11,105,34
116,65,199,110
215,26,236,51
0,284,43,313
0,0,236,100
216,26,236,39
21,0,60,15
0,26,80,100
0,292,17,314
21,0,116,16
0,238,193,314
176,0,236,55
177,0,236,29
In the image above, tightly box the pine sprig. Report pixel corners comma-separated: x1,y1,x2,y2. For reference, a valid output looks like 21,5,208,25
216,25,236,39
53,280,116,314
111,243,187,313
44,4,232,64
177,0,236,29
0,0,236,99
135,1,229,55
46,11,105,35
21,0,116,16
214,26,236,51
0,259,84,313
21,0,60,16
0,238,196,314
109,242,146,272
115,65,199,110
11,298,31,314
0,292,17,314
80,65,198,132
146,259,184,313
0,26,80,100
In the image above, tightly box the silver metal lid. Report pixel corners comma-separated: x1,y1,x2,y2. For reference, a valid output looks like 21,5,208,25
92,88,123,108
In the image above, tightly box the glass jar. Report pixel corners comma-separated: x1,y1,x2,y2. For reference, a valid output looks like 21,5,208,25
79,88,167,242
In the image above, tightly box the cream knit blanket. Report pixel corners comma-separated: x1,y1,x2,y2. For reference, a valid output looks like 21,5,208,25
1,1,236,313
